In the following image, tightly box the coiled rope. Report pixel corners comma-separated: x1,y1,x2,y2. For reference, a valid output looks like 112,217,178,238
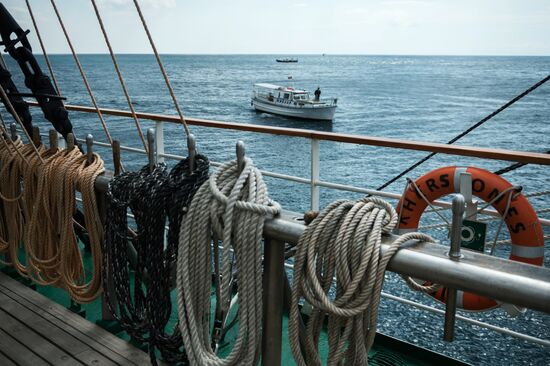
0,136,24,258
104,155,209,363
0,134,105,302
176,158,281,366
289,197,434,365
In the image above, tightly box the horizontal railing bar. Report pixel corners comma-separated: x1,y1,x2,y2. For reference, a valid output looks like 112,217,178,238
381,292,550,347
29,102,550,165
30,131,550,226
281,261,550,347
262,211,550,314
98,173,550,314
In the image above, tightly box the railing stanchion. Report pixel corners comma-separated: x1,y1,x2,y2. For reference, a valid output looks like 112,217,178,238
262,238,285,366
443,194,465,342
310,138,320,211
155,121,165,163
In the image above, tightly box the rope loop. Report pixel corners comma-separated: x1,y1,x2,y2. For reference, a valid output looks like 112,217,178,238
289,196,434,365
177,157,280,366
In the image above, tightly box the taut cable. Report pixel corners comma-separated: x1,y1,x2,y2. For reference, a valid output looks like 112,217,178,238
49,0,115,147
132,0,191,138
90,0,148,152
25,0,62,96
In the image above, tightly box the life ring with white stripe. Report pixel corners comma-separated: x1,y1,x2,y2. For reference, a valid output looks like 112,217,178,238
396,166,544,311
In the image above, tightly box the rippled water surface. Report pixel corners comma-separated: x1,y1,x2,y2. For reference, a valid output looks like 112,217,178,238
4,54,550,365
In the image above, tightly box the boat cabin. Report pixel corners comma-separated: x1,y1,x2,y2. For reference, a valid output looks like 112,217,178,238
253,83,311,102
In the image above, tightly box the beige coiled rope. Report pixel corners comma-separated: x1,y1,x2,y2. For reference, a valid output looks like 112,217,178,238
0,136,25,257
176,158,280,366
0,137,105,303
289,197,435,365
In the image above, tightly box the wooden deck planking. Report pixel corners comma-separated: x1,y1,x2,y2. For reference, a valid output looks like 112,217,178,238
0,308,81,365
0,328,50,365
0,273,155,365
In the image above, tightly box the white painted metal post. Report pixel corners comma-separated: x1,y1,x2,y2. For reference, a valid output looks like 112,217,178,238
459,172,477,219
310,139,320,211
155,121,165,163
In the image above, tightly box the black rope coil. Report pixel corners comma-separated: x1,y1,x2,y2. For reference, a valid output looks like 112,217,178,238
103,154,209,365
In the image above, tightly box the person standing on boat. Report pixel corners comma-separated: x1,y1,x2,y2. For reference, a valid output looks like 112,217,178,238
314,87,321,101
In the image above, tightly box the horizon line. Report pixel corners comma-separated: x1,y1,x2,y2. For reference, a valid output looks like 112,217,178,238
27,52,550,57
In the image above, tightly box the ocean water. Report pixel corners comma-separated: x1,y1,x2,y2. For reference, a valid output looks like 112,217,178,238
3,54,550,365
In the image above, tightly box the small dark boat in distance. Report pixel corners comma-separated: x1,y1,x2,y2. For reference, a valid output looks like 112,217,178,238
276,58,298,63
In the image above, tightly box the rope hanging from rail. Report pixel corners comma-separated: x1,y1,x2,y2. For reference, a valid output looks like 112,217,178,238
289,197,434,365
103,155,209,364
176,157,280,366
0,127,106,302
376,74,550,191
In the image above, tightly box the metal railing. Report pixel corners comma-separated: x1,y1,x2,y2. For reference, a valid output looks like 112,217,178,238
30,101,549,224
27,103,550,365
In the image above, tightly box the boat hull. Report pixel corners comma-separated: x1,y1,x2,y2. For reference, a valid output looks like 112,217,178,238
252,98,336,121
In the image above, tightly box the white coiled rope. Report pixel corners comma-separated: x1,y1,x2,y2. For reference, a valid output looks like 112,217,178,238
177,157,280,366
289,197,434,365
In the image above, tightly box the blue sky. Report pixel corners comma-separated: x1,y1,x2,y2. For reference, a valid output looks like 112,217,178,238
4,0,550,55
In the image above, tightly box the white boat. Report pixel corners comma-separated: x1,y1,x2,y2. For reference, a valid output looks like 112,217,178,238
251,83,337,121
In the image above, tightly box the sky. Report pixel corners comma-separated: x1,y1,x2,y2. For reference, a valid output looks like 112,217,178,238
3,0,550,56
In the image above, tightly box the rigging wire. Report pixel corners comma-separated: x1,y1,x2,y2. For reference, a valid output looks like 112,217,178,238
493,149,550,175
376,74,550,191
132,0,191,138
90,0,148,152
25,0,62,96
49,0,115,147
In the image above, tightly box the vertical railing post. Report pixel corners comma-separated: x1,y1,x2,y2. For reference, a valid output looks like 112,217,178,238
443,194,464,342
262,238,285,366
310,138,320,211
155,121,165,163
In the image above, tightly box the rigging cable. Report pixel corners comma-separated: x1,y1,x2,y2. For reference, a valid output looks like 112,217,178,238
132,0,191,137
288,197,435,365
176,157,281,366
90,0,148,152
49,0,114,147
376,74,550,192
493,149,550,176
25,0,62,96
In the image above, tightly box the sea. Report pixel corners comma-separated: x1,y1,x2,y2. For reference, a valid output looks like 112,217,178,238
3,54,549,365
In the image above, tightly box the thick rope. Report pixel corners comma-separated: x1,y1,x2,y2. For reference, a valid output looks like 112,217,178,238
0,136,25,259
103,155,209,363
176,158,281,366
0,134,106,302
289,197,434,365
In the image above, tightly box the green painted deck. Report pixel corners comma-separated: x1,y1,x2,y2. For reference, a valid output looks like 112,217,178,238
0,246,469,366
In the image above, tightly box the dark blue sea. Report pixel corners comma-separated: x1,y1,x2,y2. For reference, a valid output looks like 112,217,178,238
3,54,549,365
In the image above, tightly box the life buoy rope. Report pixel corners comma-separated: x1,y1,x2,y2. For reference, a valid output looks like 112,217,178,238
397,166,544,311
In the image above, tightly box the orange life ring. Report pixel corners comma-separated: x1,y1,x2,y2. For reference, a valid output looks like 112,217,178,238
396,166,544,311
